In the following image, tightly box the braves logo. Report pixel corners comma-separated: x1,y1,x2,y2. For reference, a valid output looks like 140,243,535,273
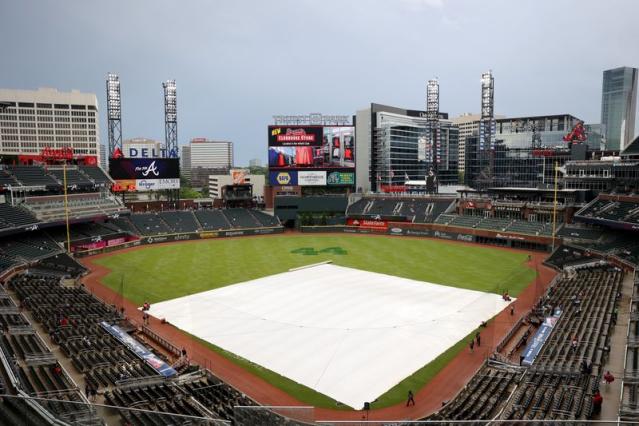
141,161,160,177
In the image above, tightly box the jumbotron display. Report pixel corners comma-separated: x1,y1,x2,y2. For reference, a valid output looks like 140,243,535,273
109,158,180,192
268,125,354,187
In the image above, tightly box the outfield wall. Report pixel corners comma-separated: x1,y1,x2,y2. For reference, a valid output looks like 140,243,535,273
300,223,553,252
74,227,285,257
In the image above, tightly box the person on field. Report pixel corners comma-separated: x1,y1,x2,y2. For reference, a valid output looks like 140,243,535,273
469,339,474,353
406,390,415,407
475,331,481,347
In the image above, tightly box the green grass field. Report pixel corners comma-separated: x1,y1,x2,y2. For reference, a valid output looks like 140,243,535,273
92,234,536,409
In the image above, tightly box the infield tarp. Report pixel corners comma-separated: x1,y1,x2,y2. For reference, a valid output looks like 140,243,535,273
148,264,513,409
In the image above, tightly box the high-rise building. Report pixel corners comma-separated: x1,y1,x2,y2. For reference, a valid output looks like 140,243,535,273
99,144,107,169
355,103,457,192
249,158,262,167
181,145,191,180
122,138,162,157
182,138,233,187
0,87,99,161
601,66,638,151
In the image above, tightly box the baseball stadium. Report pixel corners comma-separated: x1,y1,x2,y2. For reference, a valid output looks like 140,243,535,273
0,72,639,426
0,154,637,425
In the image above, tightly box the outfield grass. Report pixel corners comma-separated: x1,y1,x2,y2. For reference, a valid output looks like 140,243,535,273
93,234,535,305
92,234,535,409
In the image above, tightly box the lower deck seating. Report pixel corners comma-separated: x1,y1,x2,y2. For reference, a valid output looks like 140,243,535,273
194,210,232,231
159,211,200,233
129,213,172,236
430,264,623,422
0,204,38,229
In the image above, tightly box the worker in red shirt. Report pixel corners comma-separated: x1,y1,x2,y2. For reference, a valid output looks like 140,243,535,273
592,390,603,415
603,371,615,386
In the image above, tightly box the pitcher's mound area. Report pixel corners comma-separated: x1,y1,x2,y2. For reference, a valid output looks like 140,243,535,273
147,263,512,409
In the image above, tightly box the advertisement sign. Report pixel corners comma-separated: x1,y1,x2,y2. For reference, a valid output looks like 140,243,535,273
327,171,354,185
126,147,178,158
269,171,298,186
347,218,388,229
135,178,180,191
298,171,327,186
268,125,354,171
231,169,248,184
269,126,323,147
109,158,180,180
112,180,137,192
100,322,177,377
521,308,562,366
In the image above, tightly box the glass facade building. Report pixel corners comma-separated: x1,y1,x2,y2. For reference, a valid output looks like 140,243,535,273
464,136,583,189
495,115,603,150
373,111,458,189
601,67,638,151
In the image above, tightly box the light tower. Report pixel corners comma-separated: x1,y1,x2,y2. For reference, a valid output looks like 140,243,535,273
479,70,495,151
162,80,178,156
478,70,496,188
106,73,122,156
426,79,440,171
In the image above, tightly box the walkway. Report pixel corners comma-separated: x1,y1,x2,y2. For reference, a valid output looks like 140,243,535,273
599,270,634,420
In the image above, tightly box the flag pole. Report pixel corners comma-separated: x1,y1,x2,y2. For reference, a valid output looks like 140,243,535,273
63,162,71,253
551,161,559,252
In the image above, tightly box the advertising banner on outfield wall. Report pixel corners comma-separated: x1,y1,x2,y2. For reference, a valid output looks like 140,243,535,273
346,218,388,229
387,227,433,237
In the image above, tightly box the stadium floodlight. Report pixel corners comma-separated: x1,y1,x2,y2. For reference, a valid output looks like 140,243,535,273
480,70,495,151
426,78,441,169
163,80,178,155
106,73,123,157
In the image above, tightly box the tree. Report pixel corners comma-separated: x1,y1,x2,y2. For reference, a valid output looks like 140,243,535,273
180,186,202,199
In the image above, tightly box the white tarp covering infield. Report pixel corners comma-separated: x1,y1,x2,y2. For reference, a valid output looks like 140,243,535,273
148,264,513,409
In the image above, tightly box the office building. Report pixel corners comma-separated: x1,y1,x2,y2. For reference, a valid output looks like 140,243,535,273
355,103,458,192
464,136,588,189
122,138,162,158
99,144,107,169
181,145,191,180
209,173,265,199
601,66,638,151
494,114,603,150
183,138,233,187
451,113,507,177
0,87,99,162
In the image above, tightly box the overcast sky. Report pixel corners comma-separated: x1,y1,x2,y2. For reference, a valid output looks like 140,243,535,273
2,0,638,165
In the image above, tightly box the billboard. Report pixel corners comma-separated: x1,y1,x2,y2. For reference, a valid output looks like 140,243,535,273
109,158,180,192
268,125,354,171
231,169,248,184
109,158,180,180
298,171,326,186
326,170,354,185
269,171,298,186
111,179,180,192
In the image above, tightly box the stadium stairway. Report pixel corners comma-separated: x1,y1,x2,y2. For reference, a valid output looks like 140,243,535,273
598,270,635,420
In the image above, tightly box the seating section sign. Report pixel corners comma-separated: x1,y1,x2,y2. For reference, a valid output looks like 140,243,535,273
101,321,177,377
521,308,562,366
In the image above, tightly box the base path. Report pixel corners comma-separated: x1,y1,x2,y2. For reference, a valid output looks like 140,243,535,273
80,235,556,422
